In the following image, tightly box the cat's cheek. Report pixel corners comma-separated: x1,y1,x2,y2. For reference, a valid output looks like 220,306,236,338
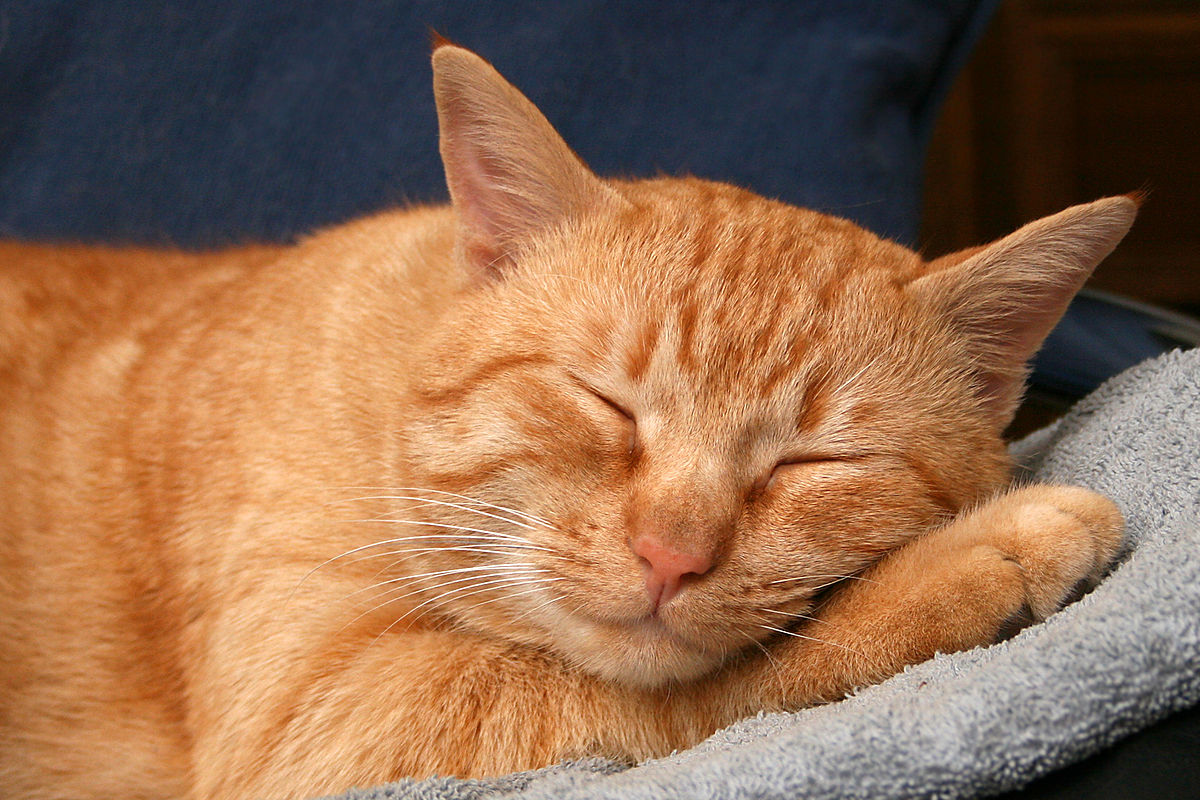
750,463,943,578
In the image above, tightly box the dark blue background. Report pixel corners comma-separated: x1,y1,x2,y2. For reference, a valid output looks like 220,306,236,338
0,1,994,248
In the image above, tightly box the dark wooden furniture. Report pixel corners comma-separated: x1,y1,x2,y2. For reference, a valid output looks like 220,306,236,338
922,0,1200,312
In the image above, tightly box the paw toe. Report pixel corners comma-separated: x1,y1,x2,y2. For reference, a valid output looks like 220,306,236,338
994,601,1036,643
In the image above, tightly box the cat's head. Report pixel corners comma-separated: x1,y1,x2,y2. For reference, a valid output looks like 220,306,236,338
390,44,1136,688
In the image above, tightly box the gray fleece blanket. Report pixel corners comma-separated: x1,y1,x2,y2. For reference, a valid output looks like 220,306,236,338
329,348,1200,800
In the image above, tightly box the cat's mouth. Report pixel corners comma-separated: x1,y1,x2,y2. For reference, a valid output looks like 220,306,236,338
580,600,716,647
547,604,731,687
626,612,695,642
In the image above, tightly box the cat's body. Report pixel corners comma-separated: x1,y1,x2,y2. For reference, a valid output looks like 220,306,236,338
0,45,1133,800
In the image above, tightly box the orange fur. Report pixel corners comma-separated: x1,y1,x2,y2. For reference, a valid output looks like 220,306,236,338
0,45,1134,799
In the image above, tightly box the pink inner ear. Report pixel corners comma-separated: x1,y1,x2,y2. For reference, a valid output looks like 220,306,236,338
432,45,624,281
435,93,524,274
444,144,520,275
447,140,558,278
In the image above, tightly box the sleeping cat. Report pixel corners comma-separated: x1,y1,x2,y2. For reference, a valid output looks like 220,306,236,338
0,43,1134,800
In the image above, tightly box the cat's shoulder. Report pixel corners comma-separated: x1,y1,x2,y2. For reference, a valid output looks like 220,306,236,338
0,239,270,373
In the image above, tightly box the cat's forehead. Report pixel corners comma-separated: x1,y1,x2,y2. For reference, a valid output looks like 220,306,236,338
575,179,926,379
598,178,923,294
533,180,937,438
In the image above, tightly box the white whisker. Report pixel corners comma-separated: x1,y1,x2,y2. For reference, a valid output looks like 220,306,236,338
337,494,543,532
830,360,875,396
347,570,548,637
355,562,544,599
343,517,545,546
343,542,563,565
751,634,787,696
768,573,879,587
289,533,530,601
506,592,564,626
760,607,843,628
345,533,528,545
757,623,877,666
359,570,548,613
369,576,562,647
339,538,551,559
333,486,556,529
451,581,566,616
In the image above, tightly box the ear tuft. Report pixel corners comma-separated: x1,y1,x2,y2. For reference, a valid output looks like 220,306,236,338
909,196,1137,428
428,29,457,52
1125,187,1150,210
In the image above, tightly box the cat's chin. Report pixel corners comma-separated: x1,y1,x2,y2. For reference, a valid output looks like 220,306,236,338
550,612,730,689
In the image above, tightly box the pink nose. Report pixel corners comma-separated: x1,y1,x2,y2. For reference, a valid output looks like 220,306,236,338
630,535,714,613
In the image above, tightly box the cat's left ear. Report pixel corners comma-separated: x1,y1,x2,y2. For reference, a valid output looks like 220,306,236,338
908,195,1138,428
432,43,625,279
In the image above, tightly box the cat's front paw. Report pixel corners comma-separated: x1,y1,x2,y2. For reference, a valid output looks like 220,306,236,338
734,485,1124,709
970,484,1124,627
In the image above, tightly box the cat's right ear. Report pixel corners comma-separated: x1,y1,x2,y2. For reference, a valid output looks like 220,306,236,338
431,43,624,280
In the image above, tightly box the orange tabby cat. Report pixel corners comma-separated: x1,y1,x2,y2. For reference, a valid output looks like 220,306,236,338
0,43,1134,800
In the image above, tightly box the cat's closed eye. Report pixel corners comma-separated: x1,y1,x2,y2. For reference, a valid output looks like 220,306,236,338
577,382,637,454
754,456,843,493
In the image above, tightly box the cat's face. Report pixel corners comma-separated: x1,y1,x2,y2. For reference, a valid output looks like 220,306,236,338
402,178,1008,686
379,45,1135,688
